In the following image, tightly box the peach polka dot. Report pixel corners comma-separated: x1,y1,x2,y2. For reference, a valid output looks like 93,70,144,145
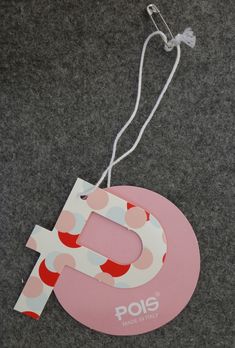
133,248,153,269
125,207,146,228
23,276,43,298
95,272,115,286
86,189,109,210
55,211,75,231
26,237,37,250
53,254,76,273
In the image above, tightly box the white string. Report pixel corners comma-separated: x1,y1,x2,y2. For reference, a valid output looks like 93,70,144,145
81,30,185,196
165,28,196,52
107,30,172,188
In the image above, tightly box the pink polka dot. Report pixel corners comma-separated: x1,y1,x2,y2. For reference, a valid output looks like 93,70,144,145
95,272,115,286
26,237,37,250
86,189,109,210
23,276,43,298
55,211,75,231
125,207,146,228
53,254,76,273
133,248,153,269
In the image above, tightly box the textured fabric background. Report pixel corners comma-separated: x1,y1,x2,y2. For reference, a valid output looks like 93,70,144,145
0,0,234,347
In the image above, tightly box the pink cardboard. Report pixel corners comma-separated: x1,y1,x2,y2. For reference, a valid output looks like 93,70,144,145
54,185,200,335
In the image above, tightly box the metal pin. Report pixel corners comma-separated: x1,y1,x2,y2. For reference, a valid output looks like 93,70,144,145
147,4,174,39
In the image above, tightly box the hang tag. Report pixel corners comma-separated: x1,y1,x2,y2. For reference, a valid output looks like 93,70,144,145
14,178,200,335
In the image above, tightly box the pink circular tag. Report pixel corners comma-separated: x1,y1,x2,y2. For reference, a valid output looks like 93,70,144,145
54,185,200,335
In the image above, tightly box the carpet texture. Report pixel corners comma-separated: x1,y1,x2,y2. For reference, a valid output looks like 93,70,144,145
0,0,234,347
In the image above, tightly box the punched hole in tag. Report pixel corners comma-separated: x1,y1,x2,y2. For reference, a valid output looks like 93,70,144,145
78,212,143,265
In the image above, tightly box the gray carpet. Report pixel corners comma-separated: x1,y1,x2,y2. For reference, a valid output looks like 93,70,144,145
0,0,234,347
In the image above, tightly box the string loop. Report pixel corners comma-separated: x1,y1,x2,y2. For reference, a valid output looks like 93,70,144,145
81,28,195,196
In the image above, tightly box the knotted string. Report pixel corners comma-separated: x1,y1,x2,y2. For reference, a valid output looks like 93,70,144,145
164,28,196,52
81,28,196,196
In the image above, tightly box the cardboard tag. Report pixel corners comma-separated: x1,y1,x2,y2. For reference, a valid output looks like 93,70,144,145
14,179,200,335
14,178,167,318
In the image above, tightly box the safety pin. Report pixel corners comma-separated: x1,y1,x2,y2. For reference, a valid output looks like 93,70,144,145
147,4,174,39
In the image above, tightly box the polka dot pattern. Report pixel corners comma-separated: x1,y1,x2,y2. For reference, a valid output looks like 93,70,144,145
133,248,153,270
100,259,131,277
125,206,147,228
22,276,43,298
127,202,150,220
58,231,81,248
45,251,60,271
15,178,167,319
39,259,60,287
86,189,109,210
95,272,115,286
54,254,76,273
55,211,75,232
22,311,40,320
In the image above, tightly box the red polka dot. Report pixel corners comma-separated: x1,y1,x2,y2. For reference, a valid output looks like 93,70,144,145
22,311,40,320
39,259,60,286
127,202,150,220
127,202,135,210
58,231,81,248
100,260,130,277
162,253,166,263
